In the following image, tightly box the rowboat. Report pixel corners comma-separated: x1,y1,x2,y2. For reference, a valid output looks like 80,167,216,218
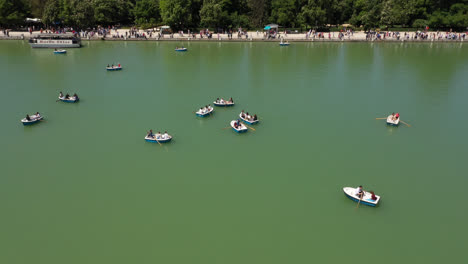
343,187,380,207
386,115,400,126
58,95,79,103
21,114,43,125
279,42,290,46
230,120,247,133
213,100,234,107
175,48,187,52
239,113,258,125
145,134,172,143
195,106,214,117
53,49,67,54
106,66,122,71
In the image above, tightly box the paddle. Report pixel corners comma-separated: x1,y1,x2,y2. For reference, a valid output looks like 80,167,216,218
222,127,231,130
401,120,411,127
244,124,256,131
375,117,387,120
356,192,363,209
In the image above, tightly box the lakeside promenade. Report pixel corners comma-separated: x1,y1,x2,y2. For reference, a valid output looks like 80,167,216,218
1,29,466,42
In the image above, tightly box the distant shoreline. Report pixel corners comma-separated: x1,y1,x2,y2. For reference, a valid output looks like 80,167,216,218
1,30,466,43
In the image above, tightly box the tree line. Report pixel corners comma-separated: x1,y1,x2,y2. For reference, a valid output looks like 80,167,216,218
1,0,467,31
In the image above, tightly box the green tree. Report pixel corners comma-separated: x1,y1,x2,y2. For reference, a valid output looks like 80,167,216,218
159,0,193,30
93,0,134,25
299,0,326,28
269,0,296,27
42,0,62,26
134,0,161,25
199,0,229,28
0,0,30,26
70,0,95,28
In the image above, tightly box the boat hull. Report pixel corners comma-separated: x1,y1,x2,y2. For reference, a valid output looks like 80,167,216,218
230,121,247,133
31,43,80,48
213,101,234,107
386,116,400,126
106,67,122,71
21,115,43,126
239,114,258,124
145,136,172,143
343,187,380,207
175,48,187,52
58,96,78,103
54,50,67,54
279,43,290,46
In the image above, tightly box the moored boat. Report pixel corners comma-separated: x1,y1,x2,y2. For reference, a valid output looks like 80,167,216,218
230,120,247,133
386,115,400,126
145,132,172,143
196,106,214,117
53,49,67,54
343,187,380,207
213,99,234,107
106,66,122,71
239,112,259,124
175,47,187,52
21,114,43,125
29,33,81,48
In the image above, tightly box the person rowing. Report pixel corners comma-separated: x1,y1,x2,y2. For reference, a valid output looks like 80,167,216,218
216,98,220,103
356,186,364,199
65,93,70,99
155,131,161,139
147,129,154,138
59,92,63,98
220,98,225,104
241,110,245,118
26,114,31,121
395,112,400,120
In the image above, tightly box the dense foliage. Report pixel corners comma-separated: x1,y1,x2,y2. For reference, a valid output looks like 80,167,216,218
1,0,467,30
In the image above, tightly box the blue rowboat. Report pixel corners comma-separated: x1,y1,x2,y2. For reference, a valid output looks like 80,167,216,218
145,134,172,143
230,120,247,133
239,113,259,125
21,114,43,126
213,100,234,107
175,48,187,52
386,115,400,126
58,95,79,103
343,187,380,207
195,107,214,117
54,49,67,54
279,42,290,46
106,66,122,71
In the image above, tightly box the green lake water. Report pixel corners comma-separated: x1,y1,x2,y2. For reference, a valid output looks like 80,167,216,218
0,40,467,263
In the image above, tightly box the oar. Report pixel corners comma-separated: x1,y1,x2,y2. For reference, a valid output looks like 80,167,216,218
401,120,411,127
244,124,256,131
153,136,162,146
356,193,363,209
222,126,231,130
375,117,387,120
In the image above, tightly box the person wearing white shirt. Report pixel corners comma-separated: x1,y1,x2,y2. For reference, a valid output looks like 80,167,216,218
163,131,169,139
356,186,364,199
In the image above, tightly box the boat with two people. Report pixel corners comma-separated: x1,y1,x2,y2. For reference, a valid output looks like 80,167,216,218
230,119,248,133
239,110,259,124
386,112,400,126
175,46,187,52
53,49,67,54
214,97,234,107
279,40,290,46
58,92,79,103
343,186,380,207
21,112,43,125
106,63,122,71
145,130,172,143
196,105,214,117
